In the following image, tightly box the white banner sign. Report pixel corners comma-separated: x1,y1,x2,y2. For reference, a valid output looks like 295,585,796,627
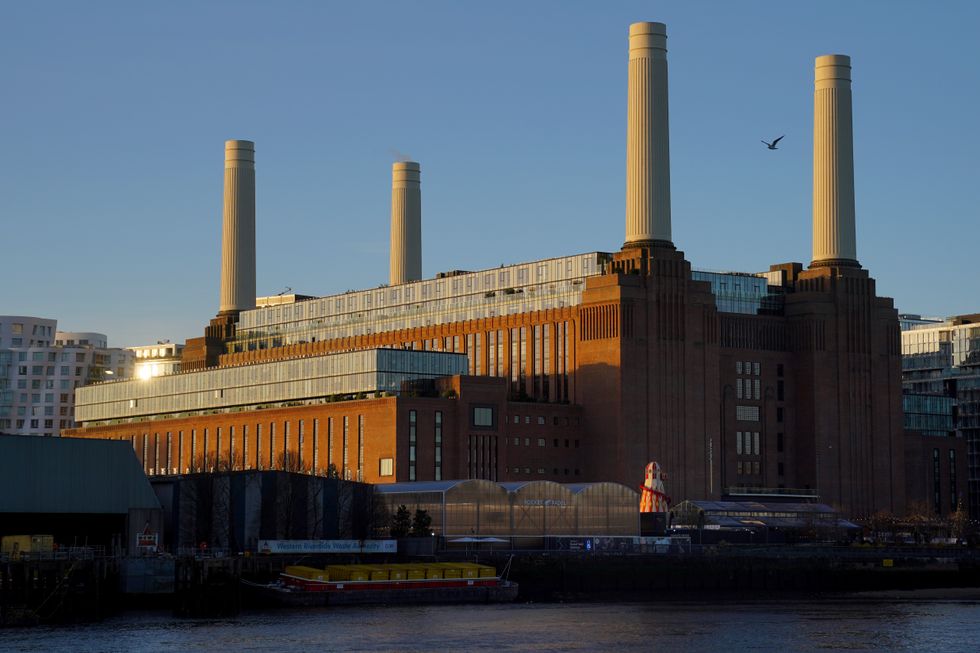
257,539,397,554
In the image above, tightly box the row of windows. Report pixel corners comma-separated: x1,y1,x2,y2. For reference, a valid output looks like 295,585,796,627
5,350,101,363
12,364,122,378
510,414,580,426
11,379,82,391
510,466,581,476
736,461,761,476
736,378,760,400
736,431,760,456
0,418,63,430
736,361,761,376
129,416,370,480
511,437,580,448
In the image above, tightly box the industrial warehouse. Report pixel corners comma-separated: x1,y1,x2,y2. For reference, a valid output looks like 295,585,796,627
63,21,956,522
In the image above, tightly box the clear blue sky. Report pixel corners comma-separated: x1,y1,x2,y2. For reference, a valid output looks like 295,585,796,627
2,1,978,347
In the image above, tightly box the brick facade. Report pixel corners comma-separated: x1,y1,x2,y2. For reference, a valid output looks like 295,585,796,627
70,245,910,518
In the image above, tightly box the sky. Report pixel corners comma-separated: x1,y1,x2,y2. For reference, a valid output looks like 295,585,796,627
1,1,978,347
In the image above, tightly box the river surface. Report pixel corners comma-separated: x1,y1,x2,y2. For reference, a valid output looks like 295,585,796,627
2,599,979,652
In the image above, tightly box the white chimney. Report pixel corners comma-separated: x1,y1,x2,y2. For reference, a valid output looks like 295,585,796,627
389,161,422,285
624,22,672,248
219,140,257,315
811,55,859,267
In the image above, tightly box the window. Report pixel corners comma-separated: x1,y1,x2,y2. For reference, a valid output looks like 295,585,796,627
537,438,545,447
777,364,784,377
736,379,743,399
512,437,519,445
357,416,364,482
777,380,784,401
513,415,519,424
473,406,494,427
753,461,760,475
736,406,760,421
524,437,530,446
270,422,276,469
737,461,743,475
753,379,760,400
255,424,262,470
753,432,760,456
736,361,743,375
537,416,545,425
778,462,784,477
380,458,394,476
408,411,416,481
753,362,760,376
311,419,318,472
736,431,743,455
434,411,442,481
777,432,784,453
342,416,351,480
776,407,784,423
949,449,957,513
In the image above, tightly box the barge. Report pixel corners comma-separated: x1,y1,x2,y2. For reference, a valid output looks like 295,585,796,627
246,561,519,606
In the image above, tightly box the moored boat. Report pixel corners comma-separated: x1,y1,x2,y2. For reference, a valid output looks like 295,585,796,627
244,561,519,606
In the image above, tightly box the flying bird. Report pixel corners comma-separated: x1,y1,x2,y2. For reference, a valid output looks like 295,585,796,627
762,135,784,150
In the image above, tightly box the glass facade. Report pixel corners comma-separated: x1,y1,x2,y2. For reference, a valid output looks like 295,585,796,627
75,348,467,425
377,479,638,537
901,318,980,517
691,271,784,315
903,393,955,437
230,253,610,351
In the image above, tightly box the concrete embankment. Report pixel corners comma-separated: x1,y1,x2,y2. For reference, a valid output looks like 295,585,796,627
492,550,980,602
5,548,979,625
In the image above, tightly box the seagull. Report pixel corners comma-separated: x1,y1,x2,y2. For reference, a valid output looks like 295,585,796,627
762,135,784,150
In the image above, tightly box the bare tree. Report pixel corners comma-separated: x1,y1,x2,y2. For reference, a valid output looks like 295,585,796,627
950,499,970,543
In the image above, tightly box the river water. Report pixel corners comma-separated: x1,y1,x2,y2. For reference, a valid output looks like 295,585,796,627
2,599,979,652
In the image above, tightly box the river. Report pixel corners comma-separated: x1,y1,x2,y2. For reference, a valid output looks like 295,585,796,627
2,598,979,652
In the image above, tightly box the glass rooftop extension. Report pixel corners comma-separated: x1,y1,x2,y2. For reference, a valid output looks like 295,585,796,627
74,348,467,425
691,270,785,316
231,252,612,352
228,254,791,353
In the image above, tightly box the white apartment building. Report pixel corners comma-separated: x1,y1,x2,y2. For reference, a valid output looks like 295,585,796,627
128,341,184,380
0,316,134,436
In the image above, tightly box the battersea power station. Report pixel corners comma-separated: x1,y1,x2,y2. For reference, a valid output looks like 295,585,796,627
68,23,915,519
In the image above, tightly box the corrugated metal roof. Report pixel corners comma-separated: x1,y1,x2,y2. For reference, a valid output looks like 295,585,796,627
0,435,161,514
